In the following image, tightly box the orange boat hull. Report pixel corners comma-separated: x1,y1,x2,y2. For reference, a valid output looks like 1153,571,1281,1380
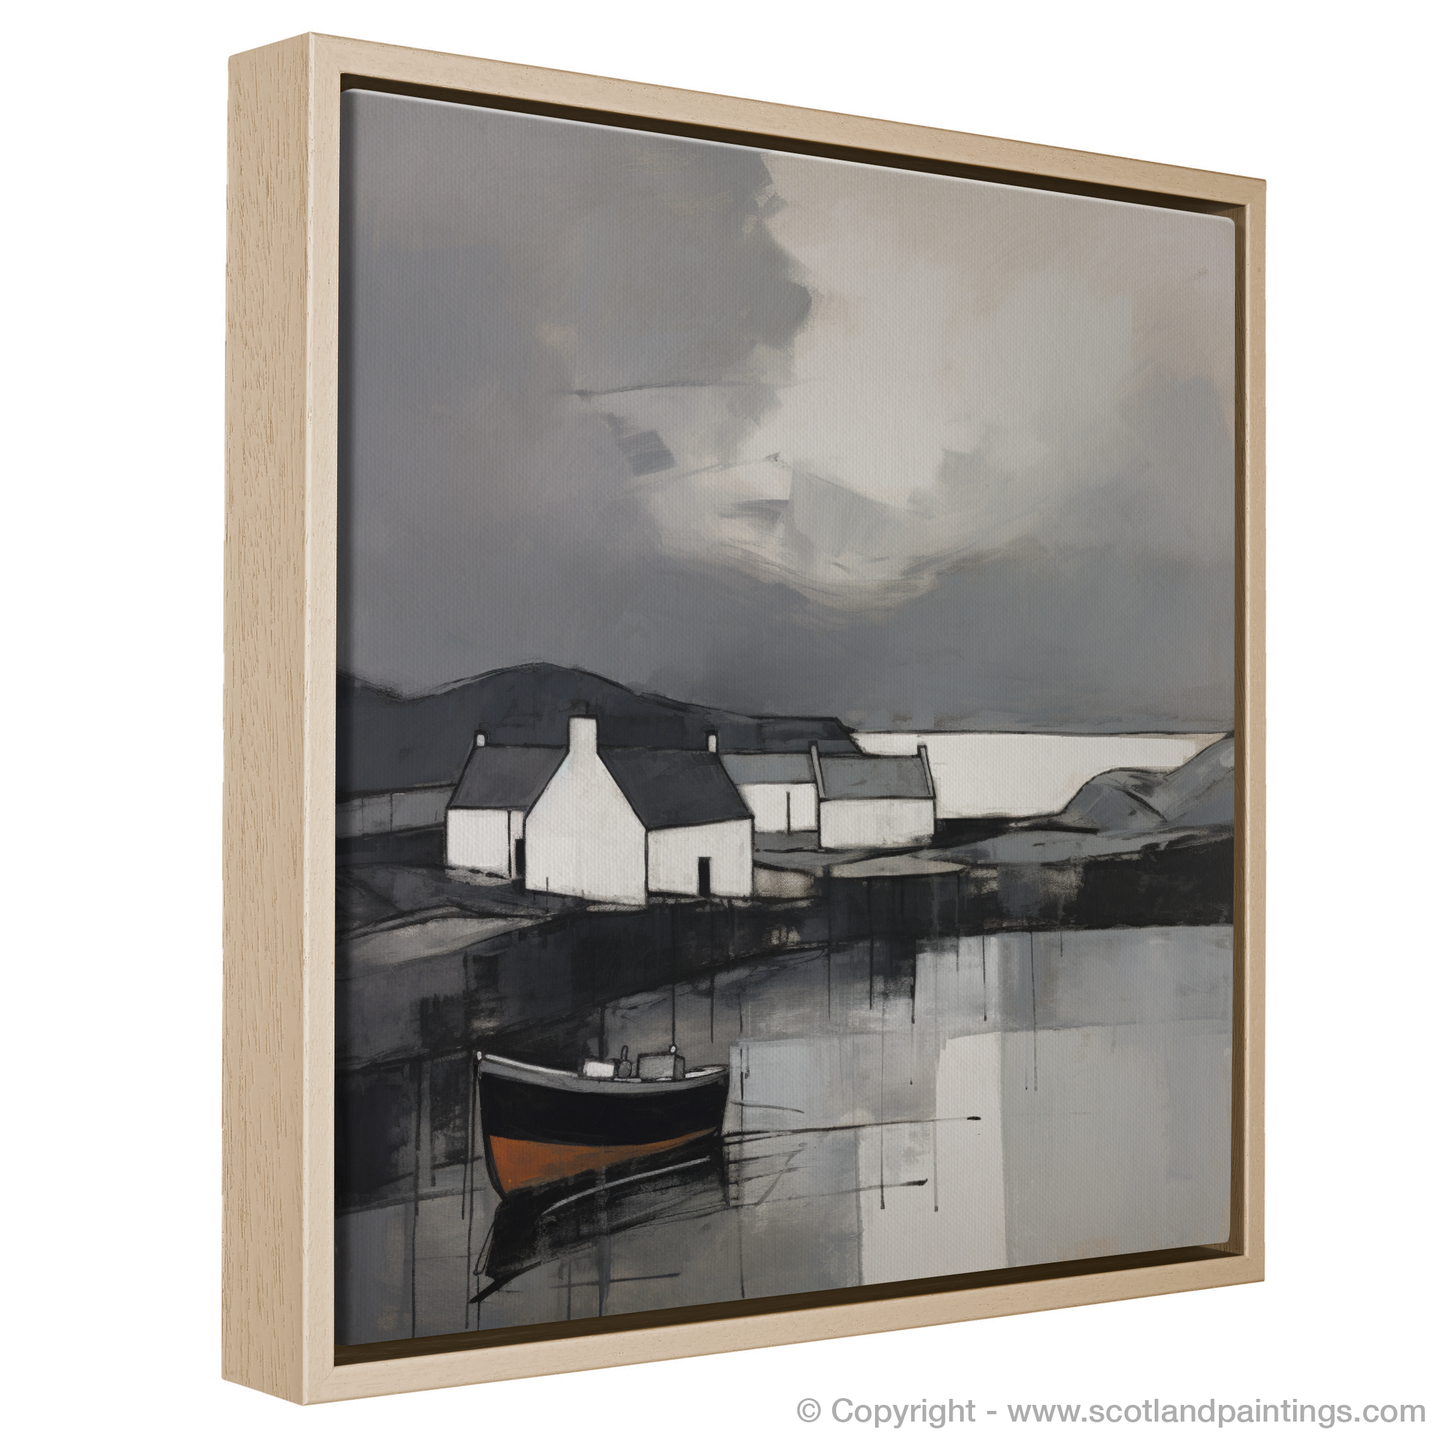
488,1128,717,1193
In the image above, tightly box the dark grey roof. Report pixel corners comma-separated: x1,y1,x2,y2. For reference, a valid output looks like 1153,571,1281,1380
448,745,564,810
720,752,816,786
818,754,933,801
602,749,752,830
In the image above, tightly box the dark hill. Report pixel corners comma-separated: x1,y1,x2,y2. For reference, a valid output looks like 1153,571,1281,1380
338,663,859,798
1051,735,1234,834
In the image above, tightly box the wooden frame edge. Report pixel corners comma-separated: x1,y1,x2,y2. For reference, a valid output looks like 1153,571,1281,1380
224,32,311,1403
316,32,1264,204
312,1253,1263,1403
222,31,1265,1405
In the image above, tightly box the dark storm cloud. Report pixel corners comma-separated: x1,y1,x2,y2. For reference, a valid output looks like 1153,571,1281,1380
339,90,1234,730
339,90,810,691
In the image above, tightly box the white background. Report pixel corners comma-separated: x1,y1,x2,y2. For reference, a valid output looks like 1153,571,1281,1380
3,1,1440,1439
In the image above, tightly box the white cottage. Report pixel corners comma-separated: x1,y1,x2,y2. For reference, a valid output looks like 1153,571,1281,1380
719,751,818,833
444,734,564,878
526,717,753,905
812,743,936,849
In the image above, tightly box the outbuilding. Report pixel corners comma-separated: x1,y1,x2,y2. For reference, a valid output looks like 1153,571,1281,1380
812,743,936,850
720,750,819,834
444,734,563,878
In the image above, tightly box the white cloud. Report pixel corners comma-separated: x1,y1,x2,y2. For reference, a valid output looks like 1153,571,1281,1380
594,151,1234,614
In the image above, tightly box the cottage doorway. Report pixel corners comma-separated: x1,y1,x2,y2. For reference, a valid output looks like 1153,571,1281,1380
513,837,526,883
697,857,712,897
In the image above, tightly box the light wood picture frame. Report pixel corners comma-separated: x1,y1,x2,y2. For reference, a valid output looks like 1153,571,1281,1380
224,31,1264,1404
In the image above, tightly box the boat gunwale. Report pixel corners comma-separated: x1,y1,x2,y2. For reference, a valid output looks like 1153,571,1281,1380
478,1051,728,1096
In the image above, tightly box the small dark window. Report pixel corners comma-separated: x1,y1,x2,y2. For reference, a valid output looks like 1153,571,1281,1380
697,856,712,896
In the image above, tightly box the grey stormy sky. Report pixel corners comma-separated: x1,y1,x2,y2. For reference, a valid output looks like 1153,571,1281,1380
339,89,1234,730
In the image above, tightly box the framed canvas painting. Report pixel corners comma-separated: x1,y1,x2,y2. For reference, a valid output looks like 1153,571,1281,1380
224,33,1263,1403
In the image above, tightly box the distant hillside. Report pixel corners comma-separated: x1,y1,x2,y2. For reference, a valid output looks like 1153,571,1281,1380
1051,735,1235,834
338,663,859,798
936,736,1234,867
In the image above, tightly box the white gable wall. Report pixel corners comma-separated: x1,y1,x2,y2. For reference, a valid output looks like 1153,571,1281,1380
737,781,818,833
648,819,753,897
819,797,934,850
526,722,647,904
446,808,511,873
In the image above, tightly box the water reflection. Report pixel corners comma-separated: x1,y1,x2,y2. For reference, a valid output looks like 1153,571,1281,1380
336,925,1231,1345
475,1143,728,1305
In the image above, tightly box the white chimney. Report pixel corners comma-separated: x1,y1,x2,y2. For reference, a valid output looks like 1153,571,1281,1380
706,731,718,753
475,732,487,748
568,715,598,757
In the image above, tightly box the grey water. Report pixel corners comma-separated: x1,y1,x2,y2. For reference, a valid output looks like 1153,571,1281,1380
336,924,1231,1346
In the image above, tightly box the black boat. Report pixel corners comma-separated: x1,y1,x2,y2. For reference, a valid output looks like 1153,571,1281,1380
476,1047,730,1195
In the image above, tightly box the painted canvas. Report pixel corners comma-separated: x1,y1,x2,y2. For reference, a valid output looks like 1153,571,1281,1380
335,88,1236,1350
